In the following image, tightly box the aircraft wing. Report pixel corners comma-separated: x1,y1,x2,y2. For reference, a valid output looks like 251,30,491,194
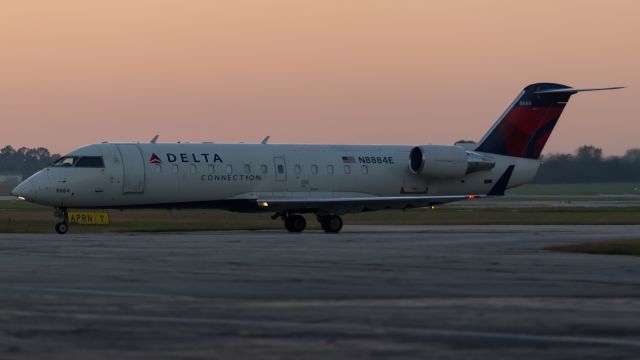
253,164,513,213
255,194,482,213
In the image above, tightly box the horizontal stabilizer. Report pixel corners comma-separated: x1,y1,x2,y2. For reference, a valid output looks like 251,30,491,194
534,86,624,95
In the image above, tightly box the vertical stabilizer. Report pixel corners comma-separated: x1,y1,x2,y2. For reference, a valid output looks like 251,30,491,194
475,83,572,159
475,83,622,159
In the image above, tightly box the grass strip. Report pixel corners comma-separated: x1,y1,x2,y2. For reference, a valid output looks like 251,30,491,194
0,205,639,233
508,182,640,196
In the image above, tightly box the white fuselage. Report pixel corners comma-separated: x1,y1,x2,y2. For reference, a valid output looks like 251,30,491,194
16,142,540,211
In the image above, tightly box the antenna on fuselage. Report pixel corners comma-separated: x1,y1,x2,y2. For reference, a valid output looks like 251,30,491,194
150,135,159,144
261,136,270,144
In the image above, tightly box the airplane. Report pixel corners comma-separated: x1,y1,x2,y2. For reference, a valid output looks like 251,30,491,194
12,83,622,234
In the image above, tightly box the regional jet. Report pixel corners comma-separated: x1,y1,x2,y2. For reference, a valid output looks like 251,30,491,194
12,83,622,233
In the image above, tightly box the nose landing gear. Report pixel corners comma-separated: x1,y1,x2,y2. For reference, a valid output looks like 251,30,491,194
55,222,69,234
54,208,69,234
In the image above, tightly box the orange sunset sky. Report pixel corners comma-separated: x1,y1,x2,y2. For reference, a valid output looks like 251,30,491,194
1,0,638,155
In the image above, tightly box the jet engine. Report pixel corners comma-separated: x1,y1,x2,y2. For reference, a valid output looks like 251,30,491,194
409,145,495,179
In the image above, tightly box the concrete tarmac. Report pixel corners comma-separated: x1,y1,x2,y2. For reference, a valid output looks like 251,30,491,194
1,225,640,359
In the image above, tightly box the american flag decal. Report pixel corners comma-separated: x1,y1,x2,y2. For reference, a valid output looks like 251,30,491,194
342,156,355,164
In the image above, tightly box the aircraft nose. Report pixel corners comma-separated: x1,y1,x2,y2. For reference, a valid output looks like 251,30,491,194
11,172,50,202
11,179,33,198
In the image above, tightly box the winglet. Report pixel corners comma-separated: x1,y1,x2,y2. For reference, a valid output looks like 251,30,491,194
150,134,159,144
488,165,515,196
261,136,270,144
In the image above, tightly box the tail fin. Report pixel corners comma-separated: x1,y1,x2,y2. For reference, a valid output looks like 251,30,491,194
475,83,623,159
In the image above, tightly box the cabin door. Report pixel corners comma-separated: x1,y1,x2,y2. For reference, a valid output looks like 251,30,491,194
117,144,145,193
274,157,287,182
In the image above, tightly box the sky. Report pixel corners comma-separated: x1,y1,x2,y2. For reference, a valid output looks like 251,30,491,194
1,0,638,156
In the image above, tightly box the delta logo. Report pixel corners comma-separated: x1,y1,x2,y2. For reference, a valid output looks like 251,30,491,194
149,153,162,164
148,152,224,164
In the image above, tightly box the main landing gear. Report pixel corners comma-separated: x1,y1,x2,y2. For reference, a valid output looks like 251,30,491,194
318,215,343,233
54,208,69,234
275,213,344,233
284,214,306,233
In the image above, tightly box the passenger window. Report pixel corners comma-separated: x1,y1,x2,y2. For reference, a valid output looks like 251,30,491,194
190,164,197,174
261,164,268,174
171,164,178,173
362,165,368,175
208,164,215,174
311,165,318,174
277,165,284,174
75,156,105,168
344,165,351,174
226,164,233,174
51,156,78,167
294,165,301,175
244,164,251,174
327,165,334,175
155,165,162,173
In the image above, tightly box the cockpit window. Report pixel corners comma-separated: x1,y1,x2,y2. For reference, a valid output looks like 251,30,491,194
75,156,105,168
51,156,78,167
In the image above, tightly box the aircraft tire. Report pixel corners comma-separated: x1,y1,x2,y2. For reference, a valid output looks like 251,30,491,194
285,215,306,233
320,215,343,233
55,222,68,234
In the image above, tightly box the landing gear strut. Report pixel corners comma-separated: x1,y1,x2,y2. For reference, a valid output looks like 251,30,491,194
54,208,69,234
283,214,306,233
318,215,343,233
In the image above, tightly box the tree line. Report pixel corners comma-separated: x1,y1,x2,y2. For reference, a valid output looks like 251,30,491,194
534,145,640,183
0,146,60,179
0,144,639,183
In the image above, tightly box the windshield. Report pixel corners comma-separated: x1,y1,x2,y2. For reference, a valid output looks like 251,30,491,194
51,156,78,167
76,156,104,168
50,156,105,168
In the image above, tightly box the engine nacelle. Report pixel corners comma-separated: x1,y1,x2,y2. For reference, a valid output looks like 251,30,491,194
409,145,496,179
409,145,469,179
